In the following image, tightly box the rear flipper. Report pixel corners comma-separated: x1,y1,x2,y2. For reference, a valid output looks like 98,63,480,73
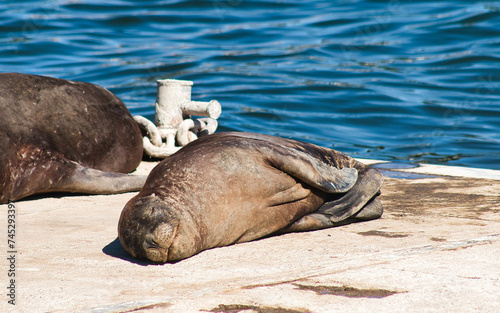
278,196,382,233
351,196,383,220
318,166,383,222
278,165,383,233
61,163,147,195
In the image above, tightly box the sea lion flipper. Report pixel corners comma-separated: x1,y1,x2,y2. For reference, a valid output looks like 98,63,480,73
62,163,147,195
351,197,383,220
279,190,383,234
3,148,146,202
222,132,357,193
260,144,358,194
317,166,383,222
277,166,383,233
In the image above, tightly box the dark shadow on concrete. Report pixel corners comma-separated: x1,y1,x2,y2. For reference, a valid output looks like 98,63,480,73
102,237,154,266
22,191,92,202
21,191,139,203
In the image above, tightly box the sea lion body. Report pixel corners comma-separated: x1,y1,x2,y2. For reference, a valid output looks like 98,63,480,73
0,73,145,203
119,132,383,263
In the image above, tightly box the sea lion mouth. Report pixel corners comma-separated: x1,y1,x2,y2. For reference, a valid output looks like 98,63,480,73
143,238,169,264
146,249,169,264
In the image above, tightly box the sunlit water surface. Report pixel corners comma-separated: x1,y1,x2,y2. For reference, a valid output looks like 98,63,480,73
1,0,499,169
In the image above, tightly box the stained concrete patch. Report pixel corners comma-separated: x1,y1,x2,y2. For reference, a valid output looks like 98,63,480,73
381,176,500,221
356,230,410,238
205,304,309,313
430,237,447,242
293,283,401,298
121,302,172,312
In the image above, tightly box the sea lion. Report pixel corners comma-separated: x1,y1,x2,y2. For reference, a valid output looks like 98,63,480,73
0,73,146,204
118,132,383,263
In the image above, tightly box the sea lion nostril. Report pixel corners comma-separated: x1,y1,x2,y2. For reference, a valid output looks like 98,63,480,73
142,231,170,263
144,235,160,248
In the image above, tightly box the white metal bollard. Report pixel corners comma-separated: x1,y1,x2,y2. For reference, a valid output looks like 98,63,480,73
134,79,222,158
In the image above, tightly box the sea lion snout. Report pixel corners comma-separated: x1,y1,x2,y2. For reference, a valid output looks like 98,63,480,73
142,223,178,263
118,195,180,263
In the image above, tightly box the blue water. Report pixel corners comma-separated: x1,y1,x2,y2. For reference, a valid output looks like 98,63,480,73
1,0,499,169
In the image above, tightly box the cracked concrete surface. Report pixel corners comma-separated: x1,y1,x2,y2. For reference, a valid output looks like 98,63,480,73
1,161,499,313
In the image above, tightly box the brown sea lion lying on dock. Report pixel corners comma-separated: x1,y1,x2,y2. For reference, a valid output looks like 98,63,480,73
0,73,145,203
119,132,383,263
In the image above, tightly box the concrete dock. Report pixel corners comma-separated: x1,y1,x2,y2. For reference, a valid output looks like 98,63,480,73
2,160,499,313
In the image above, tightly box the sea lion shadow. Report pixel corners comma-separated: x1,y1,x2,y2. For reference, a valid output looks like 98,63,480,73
23,191,89,202
102,237,152,266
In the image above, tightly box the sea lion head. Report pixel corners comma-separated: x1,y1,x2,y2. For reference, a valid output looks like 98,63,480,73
118,194,179,263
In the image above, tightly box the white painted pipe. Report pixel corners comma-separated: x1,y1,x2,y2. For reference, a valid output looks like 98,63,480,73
155,79,193,129
155,79,222,129
180,100,221,119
